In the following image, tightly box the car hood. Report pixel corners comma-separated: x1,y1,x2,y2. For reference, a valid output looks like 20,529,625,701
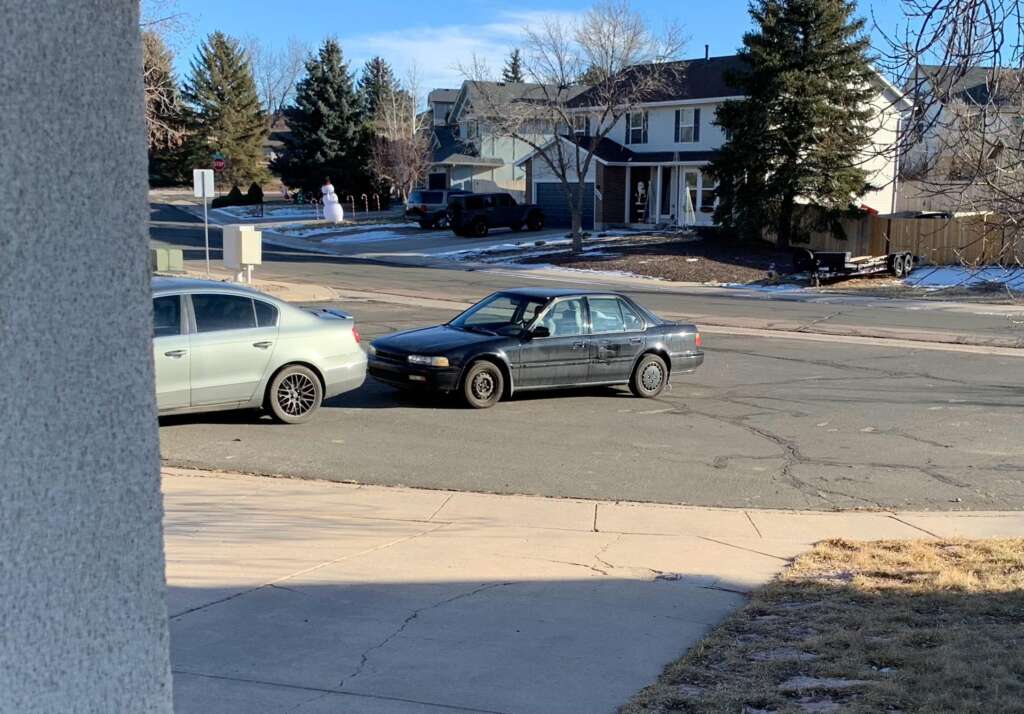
373,325,502,353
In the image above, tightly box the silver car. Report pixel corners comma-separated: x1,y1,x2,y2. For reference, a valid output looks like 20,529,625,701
152,277,366,423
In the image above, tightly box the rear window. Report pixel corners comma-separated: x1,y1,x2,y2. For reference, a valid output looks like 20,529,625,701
192,294,257,333
410,190,443,204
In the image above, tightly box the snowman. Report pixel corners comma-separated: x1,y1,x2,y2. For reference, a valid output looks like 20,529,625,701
321,177,344,223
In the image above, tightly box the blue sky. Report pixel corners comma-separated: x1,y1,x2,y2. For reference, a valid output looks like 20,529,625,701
159,0,908,93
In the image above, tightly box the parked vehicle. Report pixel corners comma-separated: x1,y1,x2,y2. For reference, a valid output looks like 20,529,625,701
367,289,703,408
447,193,545,237
152,277,366,423
405,188,470,229
792,248,916,286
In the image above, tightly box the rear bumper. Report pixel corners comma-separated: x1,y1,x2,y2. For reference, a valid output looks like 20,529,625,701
323,353,368,399
671,352,704,374
368,357,461,392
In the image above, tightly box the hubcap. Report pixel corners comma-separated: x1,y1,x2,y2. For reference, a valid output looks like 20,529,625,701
641,363,663,391
277,373,317,416
472,372,495,400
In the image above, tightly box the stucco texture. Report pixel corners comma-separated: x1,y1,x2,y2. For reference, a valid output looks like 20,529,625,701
0,2,172,712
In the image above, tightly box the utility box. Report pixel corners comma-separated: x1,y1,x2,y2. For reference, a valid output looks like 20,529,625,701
150,247,184,274
222,224,262,282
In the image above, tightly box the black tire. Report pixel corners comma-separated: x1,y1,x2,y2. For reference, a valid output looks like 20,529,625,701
462,360,504,409
418,220,434,230
527,212,545,231
471,218,489,237
510,223,523,232
267,365,323,424
888,254,902,276
902,253,914,277
629,354,668,399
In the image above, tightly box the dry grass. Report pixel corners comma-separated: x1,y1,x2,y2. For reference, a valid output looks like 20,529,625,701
621,539,1024,713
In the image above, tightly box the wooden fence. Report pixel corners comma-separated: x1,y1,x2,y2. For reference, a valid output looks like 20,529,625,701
791,213,1021,265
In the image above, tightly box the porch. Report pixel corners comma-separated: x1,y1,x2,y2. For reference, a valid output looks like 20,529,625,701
597,163,717,230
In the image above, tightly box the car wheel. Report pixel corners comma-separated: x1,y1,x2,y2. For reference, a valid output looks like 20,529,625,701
267,365,323,423
527,212,544,231
418,220,434,229
472,218,489,237
630,354,668,398
462,360,503,409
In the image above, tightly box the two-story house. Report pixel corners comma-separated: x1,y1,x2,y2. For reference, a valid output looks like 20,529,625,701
424,81,585,200
517,54,909,231
898,64,1022,214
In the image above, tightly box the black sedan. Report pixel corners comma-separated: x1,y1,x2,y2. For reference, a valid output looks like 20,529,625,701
367,289,703,408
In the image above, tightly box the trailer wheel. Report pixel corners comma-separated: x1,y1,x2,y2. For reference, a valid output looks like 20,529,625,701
888,254,902,277
902,253,914,277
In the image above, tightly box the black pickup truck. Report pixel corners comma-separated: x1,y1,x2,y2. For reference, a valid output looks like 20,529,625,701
447,192,545,237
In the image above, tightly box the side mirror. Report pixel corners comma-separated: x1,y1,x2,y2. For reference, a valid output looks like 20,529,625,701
529,326,550,339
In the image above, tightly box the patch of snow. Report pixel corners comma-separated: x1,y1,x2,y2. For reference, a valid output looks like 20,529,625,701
904,265,1024,290
721,282,806,292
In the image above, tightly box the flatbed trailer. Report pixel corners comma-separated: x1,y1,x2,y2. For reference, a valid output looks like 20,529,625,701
792,248,915,286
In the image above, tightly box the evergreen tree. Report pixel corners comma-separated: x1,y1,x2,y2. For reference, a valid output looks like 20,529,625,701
183,32,269,188
709,0,876,247
502,49,525,83
273,39,371,195
358,56,397,119
143,31,189,185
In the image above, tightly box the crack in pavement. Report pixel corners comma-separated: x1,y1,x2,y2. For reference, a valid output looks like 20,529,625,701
341,582,516,688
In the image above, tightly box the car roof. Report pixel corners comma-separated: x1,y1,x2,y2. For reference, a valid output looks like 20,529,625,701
497,288,625,300
151,276,268,298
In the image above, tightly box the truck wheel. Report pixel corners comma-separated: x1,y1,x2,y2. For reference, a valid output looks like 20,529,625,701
510,223,523,232
472,218,488,237
527,212,544,231
418,219,434,229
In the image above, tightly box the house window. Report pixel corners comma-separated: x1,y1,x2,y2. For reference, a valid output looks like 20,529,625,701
700,181,718,212
675,108,700,143
626,111,648,144
572,114,591,136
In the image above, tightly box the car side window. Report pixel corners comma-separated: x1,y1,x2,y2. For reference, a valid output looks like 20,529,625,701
153,295,181,338
495,194,511,208
618,299,645,331
588,298,626,333
254,300,278,328
466,196,484,210
535,299,585,338
192,294,257,333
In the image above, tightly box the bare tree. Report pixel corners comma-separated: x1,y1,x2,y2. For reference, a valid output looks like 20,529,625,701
245,37,309,120
369,69,433,204
142,31,186,150
462,0,684,252
878,0,1024,266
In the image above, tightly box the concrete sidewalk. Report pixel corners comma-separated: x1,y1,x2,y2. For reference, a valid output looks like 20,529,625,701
164,468,1024,714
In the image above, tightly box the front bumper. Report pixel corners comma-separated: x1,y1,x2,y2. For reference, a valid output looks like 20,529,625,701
368,356,461,392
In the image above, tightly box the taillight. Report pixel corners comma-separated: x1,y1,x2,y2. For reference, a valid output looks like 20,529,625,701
352,326,361,343
694,332,702,349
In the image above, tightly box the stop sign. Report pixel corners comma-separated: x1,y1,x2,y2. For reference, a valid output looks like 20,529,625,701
212,157,226,171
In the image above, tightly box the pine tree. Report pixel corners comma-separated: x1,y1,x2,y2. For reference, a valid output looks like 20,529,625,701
358,56,397,118
709,0,876,247
272,39,371,195
502,49,525,83
142,31,189,185
183,32,269,188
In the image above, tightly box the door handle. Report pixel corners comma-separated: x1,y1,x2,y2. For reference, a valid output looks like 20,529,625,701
164,349,187,358
629,337,642,344
253,341,273,349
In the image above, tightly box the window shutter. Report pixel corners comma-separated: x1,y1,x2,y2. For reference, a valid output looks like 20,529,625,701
674,110,680,142
585,116,591,136
625,114,631,144
642,112,649,144
694,108,701,142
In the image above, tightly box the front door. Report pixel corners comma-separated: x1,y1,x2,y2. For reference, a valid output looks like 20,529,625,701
586,296,648,382
187,293,278,406
517,298,591,388
152,294,190,410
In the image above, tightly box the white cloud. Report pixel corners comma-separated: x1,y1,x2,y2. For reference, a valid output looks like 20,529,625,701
341,9,584,93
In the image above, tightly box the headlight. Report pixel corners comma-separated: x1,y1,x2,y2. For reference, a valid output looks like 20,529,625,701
366,344,377,355
408,355,450,367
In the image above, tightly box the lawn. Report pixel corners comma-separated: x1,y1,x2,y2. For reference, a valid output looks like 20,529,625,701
621,539,1024,713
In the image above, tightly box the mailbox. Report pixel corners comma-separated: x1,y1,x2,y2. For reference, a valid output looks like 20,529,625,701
222,224,262,283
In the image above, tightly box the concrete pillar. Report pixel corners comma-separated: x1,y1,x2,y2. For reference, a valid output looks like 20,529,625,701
624,165,632,224
0,2,173,712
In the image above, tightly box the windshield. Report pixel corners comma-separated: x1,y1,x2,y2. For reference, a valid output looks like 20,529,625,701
449,293,548,335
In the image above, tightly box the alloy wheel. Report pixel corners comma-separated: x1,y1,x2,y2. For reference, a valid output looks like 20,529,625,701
277,372,318,417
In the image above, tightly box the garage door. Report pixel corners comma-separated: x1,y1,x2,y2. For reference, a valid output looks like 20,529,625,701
535,182,594,230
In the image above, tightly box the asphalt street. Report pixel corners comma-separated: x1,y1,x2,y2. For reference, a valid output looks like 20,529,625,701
152,203,1024,510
